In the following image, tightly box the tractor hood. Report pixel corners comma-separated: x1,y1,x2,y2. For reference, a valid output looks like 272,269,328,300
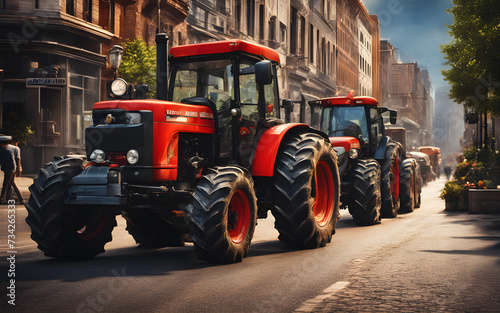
92,100,215,128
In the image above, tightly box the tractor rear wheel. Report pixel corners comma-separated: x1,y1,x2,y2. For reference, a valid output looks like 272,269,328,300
124,210,185,247
185,166,257,263
400,159,416,213
380,140,402,218
25,157,116,259
346,159,382,226
271,132,340,248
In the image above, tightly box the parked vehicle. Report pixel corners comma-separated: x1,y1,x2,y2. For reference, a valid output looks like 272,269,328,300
25,38,341,263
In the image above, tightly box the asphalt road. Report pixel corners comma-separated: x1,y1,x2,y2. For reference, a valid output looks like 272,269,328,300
1,177,499,312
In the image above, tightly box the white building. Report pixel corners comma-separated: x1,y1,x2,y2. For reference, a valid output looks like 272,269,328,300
357,14,372,96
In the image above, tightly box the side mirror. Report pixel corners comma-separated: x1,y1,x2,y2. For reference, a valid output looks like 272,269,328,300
390,110,397,124
255,60,273,85
136,85,149,99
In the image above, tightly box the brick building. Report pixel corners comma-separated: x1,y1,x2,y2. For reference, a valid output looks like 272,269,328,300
0,0,188,173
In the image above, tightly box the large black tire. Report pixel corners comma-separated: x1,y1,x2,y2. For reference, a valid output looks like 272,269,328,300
124,210,185,247
379,140,403,218
346,159,382,226
399,159,416,213
25,157,117,259
185,166,257,263
271,132,340,248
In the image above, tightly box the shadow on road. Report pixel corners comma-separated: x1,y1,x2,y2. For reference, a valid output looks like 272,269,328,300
420,214,500,260
6,238,314,283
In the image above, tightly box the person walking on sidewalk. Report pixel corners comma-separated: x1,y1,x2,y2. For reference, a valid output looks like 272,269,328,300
0,135,16,205
5,138,24,204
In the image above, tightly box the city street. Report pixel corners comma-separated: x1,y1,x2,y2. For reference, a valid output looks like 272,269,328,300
1,177,500,312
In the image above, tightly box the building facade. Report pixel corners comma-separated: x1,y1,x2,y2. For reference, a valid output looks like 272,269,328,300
357,8,372,96
187,0,338,123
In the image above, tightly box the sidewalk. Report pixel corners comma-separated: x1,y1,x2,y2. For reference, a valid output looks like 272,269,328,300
0,171,33,202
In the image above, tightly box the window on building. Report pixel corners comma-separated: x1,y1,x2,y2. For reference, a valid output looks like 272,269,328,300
322,38,326,73
195,7,206,25
327,43,331,75
247,0,255,37
66,0,75,15
280,22,286,45
83,0,92,22
259,4,264,40
317,29,320,66
290,7,297,54
99,0,115,32
269,16,276,41
235,0,241,31
309,24,314,63
216,0,225,13
300,16,305,55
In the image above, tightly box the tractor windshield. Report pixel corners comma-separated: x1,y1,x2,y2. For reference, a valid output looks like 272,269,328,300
171,59,234,111
321,106,369,143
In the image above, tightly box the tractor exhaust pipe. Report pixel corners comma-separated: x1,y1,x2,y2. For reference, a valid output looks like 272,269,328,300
156,33,169,100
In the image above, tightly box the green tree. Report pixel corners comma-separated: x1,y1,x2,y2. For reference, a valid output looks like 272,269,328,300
119,39,156,97
441,0,500,114
2,110,35,145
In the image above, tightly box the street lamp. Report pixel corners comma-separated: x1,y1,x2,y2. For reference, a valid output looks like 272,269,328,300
109,45,123,77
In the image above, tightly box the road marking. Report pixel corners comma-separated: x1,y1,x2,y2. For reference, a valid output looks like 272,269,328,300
295,281,350,312
322,281,350,293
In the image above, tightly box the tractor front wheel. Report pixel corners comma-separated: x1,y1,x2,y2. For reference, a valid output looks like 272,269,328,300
272,132,340,248
25,157,116,259
346,159,382,226
185,166,257,263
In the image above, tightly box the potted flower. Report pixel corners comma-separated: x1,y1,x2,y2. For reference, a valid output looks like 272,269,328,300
440,181,467,211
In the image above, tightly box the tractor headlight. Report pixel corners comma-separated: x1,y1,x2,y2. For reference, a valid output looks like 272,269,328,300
349,148,359,160
126,149,139,165
125,112,141,124
110,78,128,97
90,149,106,163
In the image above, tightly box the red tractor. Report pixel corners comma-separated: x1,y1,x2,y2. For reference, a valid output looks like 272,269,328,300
306,95,420,225
25,37,340,263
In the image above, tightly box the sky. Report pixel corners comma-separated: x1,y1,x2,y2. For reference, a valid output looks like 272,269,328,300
361,0,454,94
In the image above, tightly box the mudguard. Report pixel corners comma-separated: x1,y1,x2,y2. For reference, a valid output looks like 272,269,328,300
251,123,328,177
374,136,390,160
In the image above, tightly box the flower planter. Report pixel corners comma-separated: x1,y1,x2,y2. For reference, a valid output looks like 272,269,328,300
467,189,500,214
445,195,467,212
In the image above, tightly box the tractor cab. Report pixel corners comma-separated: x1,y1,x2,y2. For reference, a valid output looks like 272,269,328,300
168,40,281,167
311,95,397,159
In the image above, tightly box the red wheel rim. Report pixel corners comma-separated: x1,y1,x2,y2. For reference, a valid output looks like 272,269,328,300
312,161,334,227
390,157,400,204
228,190,251,244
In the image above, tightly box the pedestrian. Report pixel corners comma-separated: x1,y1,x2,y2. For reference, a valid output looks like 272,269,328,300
5,138,24,204
0,135,16,205
444,165,452,181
